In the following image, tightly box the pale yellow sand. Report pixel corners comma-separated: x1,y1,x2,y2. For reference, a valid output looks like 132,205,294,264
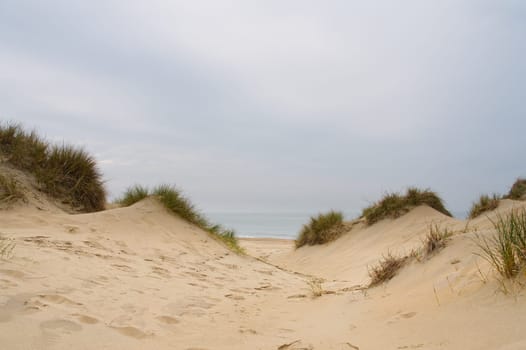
1,195,526,349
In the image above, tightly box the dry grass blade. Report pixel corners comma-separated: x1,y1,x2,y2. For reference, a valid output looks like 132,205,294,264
424,224,452,257
0,237,16,260
0,174,24,204
368,252,408,287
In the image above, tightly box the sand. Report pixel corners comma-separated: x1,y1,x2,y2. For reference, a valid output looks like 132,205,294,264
1,193,526,349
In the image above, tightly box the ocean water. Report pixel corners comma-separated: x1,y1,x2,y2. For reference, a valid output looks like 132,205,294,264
206,210,469,239
205,212,358,239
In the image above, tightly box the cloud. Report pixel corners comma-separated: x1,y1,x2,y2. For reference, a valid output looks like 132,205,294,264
0,0,525,214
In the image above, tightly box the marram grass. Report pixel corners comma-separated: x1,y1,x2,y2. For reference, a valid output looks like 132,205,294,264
0,174,24,204
476,209,526,279
361,187,451,225
506,178,526,200
468,194,500,219
117,184,244,254
296,210,345,248
0,122,106,212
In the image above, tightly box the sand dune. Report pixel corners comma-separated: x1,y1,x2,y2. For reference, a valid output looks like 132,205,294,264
1,192,526,349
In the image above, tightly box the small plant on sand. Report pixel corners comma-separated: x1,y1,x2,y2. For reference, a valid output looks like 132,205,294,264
0,236,15,260
368,252,408,287
295,210,345,248
506,178,526,200
475,209,526,279
117,184,244,253
0,123,106,212
423,224,452,257
469,194,500,219
0,174,24,204
362,187,451,225
307,278,324,298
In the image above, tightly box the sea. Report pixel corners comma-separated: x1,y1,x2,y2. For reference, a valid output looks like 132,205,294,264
206,210,469,240
205,212,358,240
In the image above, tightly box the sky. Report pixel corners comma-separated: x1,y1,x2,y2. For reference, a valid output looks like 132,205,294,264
0,0,525,216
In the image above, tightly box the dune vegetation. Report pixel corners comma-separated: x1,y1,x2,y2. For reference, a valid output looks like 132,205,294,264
476,209,526,279
368,224,453,287
506,178,526,200
361,187,452,225
368,252,408,287
117,184,243,253
423,224,452,257
468,194,500,219
0,173,24,204
0,123,106,212
295,210,345,248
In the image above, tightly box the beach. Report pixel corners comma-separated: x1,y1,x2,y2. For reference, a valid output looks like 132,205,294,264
2,191,526,349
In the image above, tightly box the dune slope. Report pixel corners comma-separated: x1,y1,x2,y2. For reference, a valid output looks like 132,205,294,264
2,191,526,349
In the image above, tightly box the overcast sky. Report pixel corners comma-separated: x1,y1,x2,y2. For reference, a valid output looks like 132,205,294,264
1,1,525,215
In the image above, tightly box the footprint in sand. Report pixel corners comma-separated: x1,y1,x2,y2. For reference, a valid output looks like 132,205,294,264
73,314,99,324
0,269,25,279
38,294,83,306
156,315,179,325
111,326,152,339
40,319,83,332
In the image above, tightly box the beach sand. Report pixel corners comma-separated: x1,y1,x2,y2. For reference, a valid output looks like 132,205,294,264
1,193,526,349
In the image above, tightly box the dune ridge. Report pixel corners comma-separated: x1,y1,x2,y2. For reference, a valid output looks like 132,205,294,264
1,157,526,348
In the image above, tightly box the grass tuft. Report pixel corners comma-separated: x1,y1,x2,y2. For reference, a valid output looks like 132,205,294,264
475,209,526,279
506,178,526,200
295,210,345,248
117,185,149,207
117,184,244,253
152,184,209,228
37,145,106,212
0,174,24,204
0,236,15,260
468,194,500,219
361,187,451,225
0,122,106,212
368,252,408,287
423,224,452,257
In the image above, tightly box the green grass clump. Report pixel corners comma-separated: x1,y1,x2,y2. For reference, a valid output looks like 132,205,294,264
476,209,526,279
295,210,345,248
368,252,408,287
469,194,500,219
506,178,526,200
0,123,106,212
0,123,47,171
0,174,24,204
37,145,106,212
152,184,210,228
117,185,150,207
361,187,451,225
117,184,243,253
